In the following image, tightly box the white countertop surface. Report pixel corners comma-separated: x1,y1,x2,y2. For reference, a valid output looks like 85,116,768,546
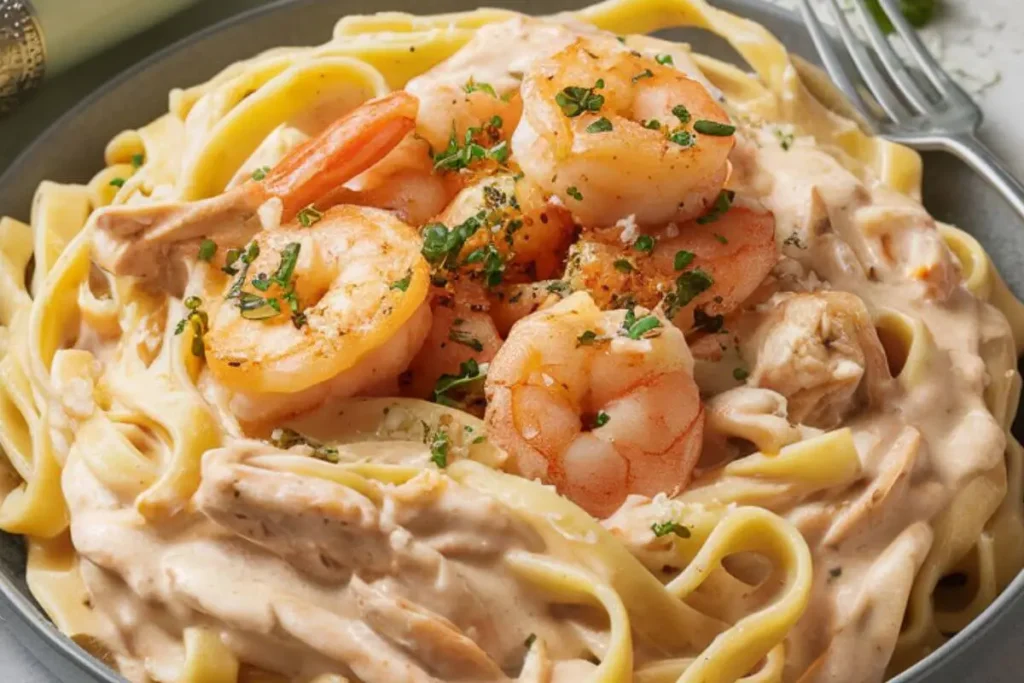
769,0,1024,178
1,0,1023,681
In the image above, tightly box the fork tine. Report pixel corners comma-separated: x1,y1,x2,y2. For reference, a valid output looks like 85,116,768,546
849,0,939,113
797,0,874,122
822,0,909,122
877,0,968,101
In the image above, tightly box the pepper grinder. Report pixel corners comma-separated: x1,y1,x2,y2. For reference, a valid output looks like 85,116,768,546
0,0,200,115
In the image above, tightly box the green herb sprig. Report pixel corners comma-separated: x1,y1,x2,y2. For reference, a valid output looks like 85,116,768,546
173,296,209,358
651,520,691,538
269,427,339,463
555,79,605,117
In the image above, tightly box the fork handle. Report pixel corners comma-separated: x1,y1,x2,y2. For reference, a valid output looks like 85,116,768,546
940,133,1024,225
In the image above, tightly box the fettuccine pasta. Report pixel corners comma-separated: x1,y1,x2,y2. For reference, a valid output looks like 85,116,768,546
1,1,1022,682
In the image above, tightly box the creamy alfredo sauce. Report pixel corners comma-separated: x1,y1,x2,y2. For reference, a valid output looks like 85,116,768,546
62,16,1016,683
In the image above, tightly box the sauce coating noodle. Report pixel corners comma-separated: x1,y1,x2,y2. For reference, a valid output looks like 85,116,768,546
1,1,1022,682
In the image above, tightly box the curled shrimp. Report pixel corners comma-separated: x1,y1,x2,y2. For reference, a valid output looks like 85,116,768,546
512,37,735,228
406,79,523,157
341,133,463,227
205,205,432,424
92,92,419,294
343,88,522,228
567,204,777,330
484,292,704,518
402,281,503,406
430,171,576,285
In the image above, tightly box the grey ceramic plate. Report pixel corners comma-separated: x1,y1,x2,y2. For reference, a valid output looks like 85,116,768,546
1,1,1022,681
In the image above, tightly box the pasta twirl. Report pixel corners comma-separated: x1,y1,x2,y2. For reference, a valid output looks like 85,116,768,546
0,1,1021,682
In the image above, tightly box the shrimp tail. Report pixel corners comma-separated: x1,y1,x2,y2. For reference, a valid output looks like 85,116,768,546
263,91,420,220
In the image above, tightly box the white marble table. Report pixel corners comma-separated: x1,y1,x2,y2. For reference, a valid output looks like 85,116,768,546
1,0,1022,681
768,0,1024,178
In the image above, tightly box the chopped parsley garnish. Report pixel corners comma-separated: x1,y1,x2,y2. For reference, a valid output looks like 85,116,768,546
488,140,510,164
655,53,675,66
433,359,487,407
633,235,655,253
651,520,691,538
390,272,412,291
421,214,485,272
594,411,610,427
465,243,506,287
664,268,714,318
269,427,339,463
546,280,572,297
643,119,662,130
671,104,691,123
586,117,613,133
674,269,714,304
524,633,537,648
775,129,794,150
613,259,634,273
696,190,735,224
238,291,280,320
714,233,728,244
674,250,695,270
198,239,217,262
297,204,323,227
252,273,272,292
632,69,654,83
433,124,508,172
554,79,605,117
109,177,125,188
566,186,583,201
430,428,450,468
463,78,497,97
448,327,484,352
504,217,523,246
733,367,749,381
273,242,301,287
225,242,259,288
693,119,736,136
625,314,662,339
230,242,306,328
828,566,843,580
173,296,209,358
131,153,144,169
669,130,694,147
251,165,271,181
577,330,599,346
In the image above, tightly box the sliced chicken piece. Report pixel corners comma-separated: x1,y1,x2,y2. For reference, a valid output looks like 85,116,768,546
744,292,891,428
350,577,508,681
195,445,392,582
91,92,418,296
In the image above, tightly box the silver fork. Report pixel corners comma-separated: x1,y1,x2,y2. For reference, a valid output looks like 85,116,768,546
798,0,1024,222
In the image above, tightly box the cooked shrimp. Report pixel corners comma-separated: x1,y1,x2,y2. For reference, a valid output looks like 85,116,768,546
406,79,523,155
341,133,463,227
430,172,576,285
204,205,432,424
92,92,419,294
343,88,523,228
402,281,503,405
485,292,704,518
512,36,735,228
566,204,777,330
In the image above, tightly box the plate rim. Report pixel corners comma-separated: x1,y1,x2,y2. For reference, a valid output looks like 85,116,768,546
1,0,1021,681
